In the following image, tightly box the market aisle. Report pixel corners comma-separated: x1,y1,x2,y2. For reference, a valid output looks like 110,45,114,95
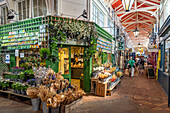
71,72,170,113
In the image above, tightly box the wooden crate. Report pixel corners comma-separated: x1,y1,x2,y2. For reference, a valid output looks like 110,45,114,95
91,78,98,95
96,82,107,97
60,97,83,113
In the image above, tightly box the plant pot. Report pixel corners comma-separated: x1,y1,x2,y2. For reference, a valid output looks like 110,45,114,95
2,87,7,91
14,90,17,93
16,90,21,94
31,98,40,111
19,79,23,83
42,102,49,113
50,107,59,113
59,104,65,113
36,78,42,86
21,90,26,95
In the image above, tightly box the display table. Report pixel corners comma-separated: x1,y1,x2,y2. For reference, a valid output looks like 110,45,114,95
71,67,84,79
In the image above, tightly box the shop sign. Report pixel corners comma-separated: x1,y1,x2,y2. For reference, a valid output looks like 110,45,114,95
117,41,125,50
5,54,10,63
15,50,19,57
20,53,24,58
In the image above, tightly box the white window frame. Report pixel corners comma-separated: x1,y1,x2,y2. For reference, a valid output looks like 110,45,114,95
99,11,104,27
32,0,47,18
17,0,29,20
92,3,98,23
1,5,9,25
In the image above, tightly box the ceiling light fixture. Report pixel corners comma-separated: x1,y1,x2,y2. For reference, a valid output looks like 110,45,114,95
121,0,135,12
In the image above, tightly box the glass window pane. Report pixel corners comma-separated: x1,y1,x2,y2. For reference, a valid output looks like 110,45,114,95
27,0,29,8
39,7,43,16
27,9,29,18
38,0,42,7
23,10,26,19
58,48,69,74
19,11,22,20
18,2,21,12
34,7,37,17
23,1,26,10
33,0,37,7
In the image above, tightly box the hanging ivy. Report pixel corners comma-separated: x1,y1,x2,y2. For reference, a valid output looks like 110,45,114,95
48,18,98,61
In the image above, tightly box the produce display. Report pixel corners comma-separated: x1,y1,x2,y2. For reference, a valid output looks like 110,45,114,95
92,62,123,95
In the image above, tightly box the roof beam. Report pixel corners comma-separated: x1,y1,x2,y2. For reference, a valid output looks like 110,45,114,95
137,2,145,8
111,0,118,5
123,13,136,23
138,0,159,6
116,4,123,11
121,13,134,21
122,20,154,24
138,12,156,20
116,6,157,15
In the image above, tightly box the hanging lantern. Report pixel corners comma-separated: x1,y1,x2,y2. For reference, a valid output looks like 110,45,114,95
121,0,135,12
133,27,139,37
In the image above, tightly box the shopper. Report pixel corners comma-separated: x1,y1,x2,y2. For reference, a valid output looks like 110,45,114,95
127,57,136,78
139,58,145,74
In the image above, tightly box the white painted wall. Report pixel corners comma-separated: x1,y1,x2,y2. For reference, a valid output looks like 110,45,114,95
58,0,88,20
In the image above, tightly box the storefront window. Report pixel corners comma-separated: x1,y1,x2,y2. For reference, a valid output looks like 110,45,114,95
58,48,69,74
18,0,29,20
165,37,170,73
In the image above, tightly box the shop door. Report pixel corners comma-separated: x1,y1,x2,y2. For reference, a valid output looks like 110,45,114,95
58,48,71,82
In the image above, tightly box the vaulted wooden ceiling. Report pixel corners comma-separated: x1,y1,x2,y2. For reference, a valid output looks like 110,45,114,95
110,0,160,48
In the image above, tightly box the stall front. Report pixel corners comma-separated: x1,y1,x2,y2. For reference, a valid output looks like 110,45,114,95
42,16,99,93
157,16,170,106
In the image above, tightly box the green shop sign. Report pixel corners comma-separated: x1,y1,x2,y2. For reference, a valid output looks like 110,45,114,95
117,36,125,50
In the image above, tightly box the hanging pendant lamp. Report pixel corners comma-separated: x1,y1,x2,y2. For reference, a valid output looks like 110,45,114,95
121,0,135,12
133,27,139,37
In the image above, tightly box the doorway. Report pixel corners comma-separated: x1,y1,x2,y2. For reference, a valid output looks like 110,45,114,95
58,46,84,89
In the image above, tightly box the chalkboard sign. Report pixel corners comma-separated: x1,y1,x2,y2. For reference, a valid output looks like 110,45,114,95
147,69,155,78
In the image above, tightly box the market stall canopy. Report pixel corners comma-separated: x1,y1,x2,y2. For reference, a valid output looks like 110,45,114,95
110,0,160,48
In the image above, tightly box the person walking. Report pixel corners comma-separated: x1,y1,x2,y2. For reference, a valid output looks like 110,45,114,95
127,57,136,78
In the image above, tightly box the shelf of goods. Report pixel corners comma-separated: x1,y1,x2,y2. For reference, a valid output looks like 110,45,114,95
91,63,123,97
0,17,47,50
97,37,112,53
0,89,30,99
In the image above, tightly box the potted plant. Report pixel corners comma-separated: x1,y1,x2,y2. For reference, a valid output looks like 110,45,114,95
21,84,28,95
15,82,21,94
40,48,50,60
27,79,36,86
12,82,17,93
2,81,9,91
26,87,40,111
19,72,25,83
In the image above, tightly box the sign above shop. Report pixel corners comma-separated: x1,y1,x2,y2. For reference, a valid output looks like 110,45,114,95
117,35,125,50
